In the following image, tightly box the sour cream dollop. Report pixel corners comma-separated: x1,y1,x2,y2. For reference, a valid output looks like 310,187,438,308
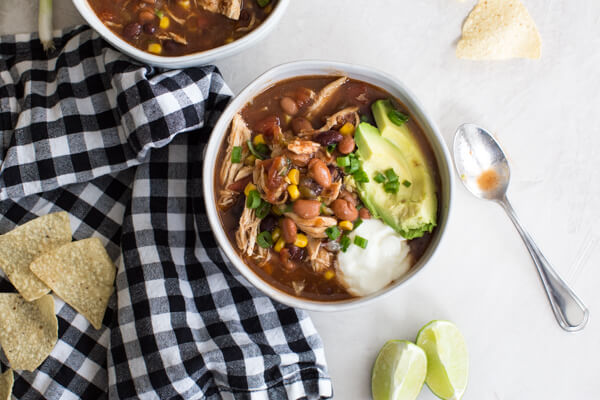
336,219,413,296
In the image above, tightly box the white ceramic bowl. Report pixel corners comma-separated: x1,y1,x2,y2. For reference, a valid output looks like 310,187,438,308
203,61,454,311
72,0,289,68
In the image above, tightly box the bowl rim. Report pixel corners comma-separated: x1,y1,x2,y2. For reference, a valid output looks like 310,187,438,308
203,60,454,311
71,0,290,68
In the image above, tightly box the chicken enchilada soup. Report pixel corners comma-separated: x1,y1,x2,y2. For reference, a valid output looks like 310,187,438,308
87,0,276,56
215,76,440,301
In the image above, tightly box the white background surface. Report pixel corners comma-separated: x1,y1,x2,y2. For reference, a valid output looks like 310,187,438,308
2,1,599,398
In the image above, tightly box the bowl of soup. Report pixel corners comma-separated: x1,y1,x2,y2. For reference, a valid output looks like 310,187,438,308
72,0,289,68
203,61,453,311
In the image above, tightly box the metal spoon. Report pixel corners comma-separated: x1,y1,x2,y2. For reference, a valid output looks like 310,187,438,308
453,123,589,332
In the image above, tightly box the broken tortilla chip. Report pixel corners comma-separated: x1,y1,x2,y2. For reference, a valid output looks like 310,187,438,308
0,369,13,400
0,294,58,371
456,0,541,60
30,238,116,330
0,212,71,301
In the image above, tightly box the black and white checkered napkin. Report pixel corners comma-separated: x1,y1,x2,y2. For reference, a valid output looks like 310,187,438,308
0,26,332,399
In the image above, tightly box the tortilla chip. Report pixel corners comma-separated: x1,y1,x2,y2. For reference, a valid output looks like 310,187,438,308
0,369,13,400
30,238,116,330
0,212,71,301
456,0,541,60
0,294,57,371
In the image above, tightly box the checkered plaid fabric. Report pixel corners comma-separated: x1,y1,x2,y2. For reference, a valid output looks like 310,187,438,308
0,26,332,399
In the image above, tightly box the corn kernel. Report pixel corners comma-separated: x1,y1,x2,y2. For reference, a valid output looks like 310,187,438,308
271,227,281,243
244,155,257,166
178,0,191,9
274,237,286,253
339,220,353,231
147,43,162,54
253,134,266,146
287,184,300,200
287,169,300,185
294,234,308,248
340,122,355,135
159,16,170,29
225,37,234,44
244,183,257,197
324,270,335,280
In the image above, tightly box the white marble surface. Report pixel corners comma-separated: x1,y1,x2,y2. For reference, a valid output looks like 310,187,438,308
2,0,599,398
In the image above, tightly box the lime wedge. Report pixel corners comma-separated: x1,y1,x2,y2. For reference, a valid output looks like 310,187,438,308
416,320,469,400
371,340,427,400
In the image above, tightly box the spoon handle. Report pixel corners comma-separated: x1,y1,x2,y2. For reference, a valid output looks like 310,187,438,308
499,197,589,332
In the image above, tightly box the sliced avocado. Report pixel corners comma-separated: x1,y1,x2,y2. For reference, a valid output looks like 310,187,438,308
354,107,437,239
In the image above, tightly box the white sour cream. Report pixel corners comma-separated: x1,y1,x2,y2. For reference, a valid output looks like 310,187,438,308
336,219,413,296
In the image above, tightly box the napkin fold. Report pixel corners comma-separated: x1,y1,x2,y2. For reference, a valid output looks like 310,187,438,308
0,26,332,399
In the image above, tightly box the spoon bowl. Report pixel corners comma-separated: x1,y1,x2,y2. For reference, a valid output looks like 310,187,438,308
453,124,510,200
454,123,589,332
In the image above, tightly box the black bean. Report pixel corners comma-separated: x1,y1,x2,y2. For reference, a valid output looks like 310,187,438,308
143,23,156,34
122,22,142,39
163,40,182,53
260,215,278,232
313,130,343,146
286,244,305,261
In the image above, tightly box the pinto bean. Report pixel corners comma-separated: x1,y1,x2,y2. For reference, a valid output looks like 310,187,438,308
359,207,371,219
338,136,355,155
308,158,331,188
138,10,156,24
281,217,297,244
279,248,297,271
292,199,321,219
280,97,299,116
227,175,252,192
331,199,359,221
339,190,358,206
291,117,312,134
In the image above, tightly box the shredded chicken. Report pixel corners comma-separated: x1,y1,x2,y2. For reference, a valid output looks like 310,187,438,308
197,0,242,20
306,238,334,273
292,281,306,296
164,6,187,25
299,106,360,138
218,113,251,208
284,213,337,239
304,77,349,120
234,165,253,181
320,181,341,205
287,139,320,155
236,206,270,263
104,21,123,29
254,162,288,205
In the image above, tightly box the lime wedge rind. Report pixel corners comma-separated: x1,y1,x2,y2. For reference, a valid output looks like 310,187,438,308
416,320,469,400
372,340,427,400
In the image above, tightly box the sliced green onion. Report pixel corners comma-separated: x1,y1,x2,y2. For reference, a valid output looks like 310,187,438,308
325,226,341,240
247,140,268,160
374,172,386,183
353,169,369,183
257,0,271,7
327,144,337,153
345,157,360,174
246,190,261,209
384,181,400,194
155,9,164,18
257,231,273,248
340,235,351,252
388,109,409,126
353,218,363,230
354,235,368,249
39,0,54,51
231,146,242,163
337,156,350,167
402,179,412,188
255,201,271,219
384,168,398,182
